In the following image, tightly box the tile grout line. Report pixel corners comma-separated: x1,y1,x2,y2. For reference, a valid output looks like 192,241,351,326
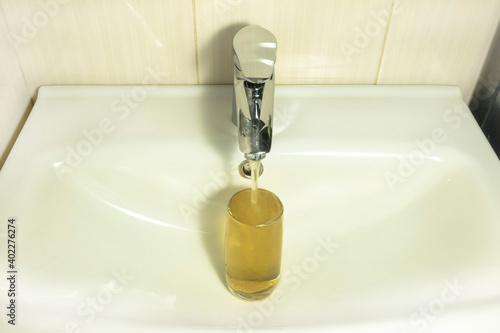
192,0,200,84
375,0,396,85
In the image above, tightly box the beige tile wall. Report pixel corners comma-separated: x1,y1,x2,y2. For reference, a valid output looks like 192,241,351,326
1,0,499,168
378,0,500,100
0,4,32,168
195,0,393,84
1,0,198,94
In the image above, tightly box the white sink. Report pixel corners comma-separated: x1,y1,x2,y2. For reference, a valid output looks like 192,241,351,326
1,85,500,332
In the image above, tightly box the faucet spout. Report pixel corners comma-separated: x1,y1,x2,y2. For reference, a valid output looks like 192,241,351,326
233,26,277,161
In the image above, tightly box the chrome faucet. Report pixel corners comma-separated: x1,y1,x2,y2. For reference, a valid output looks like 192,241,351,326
233,26,277,161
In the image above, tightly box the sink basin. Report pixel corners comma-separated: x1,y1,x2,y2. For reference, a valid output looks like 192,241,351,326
1,85,500,332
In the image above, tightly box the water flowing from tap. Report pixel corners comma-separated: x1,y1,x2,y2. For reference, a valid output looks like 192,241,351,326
250,160,260,204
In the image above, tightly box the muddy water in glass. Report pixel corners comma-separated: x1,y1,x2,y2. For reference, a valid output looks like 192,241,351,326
225,188,283,301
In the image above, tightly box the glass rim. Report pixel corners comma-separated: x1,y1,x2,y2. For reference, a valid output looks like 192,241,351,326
227,188,284,225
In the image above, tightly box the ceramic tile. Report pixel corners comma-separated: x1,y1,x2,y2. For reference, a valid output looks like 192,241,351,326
378,0,500,101
1,0,198,96
0,4,32,169
195,0,393,84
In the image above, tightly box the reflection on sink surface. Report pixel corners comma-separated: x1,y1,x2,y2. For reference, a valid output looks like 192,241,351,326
1,85,500,332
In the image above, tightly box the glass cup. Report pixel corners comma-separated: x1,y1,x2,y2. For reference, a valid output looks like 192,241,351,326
225,188,283,301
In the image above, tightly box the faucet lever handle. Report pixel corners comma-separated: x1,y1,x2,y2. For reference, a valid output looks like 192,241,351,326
233,26,277,83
